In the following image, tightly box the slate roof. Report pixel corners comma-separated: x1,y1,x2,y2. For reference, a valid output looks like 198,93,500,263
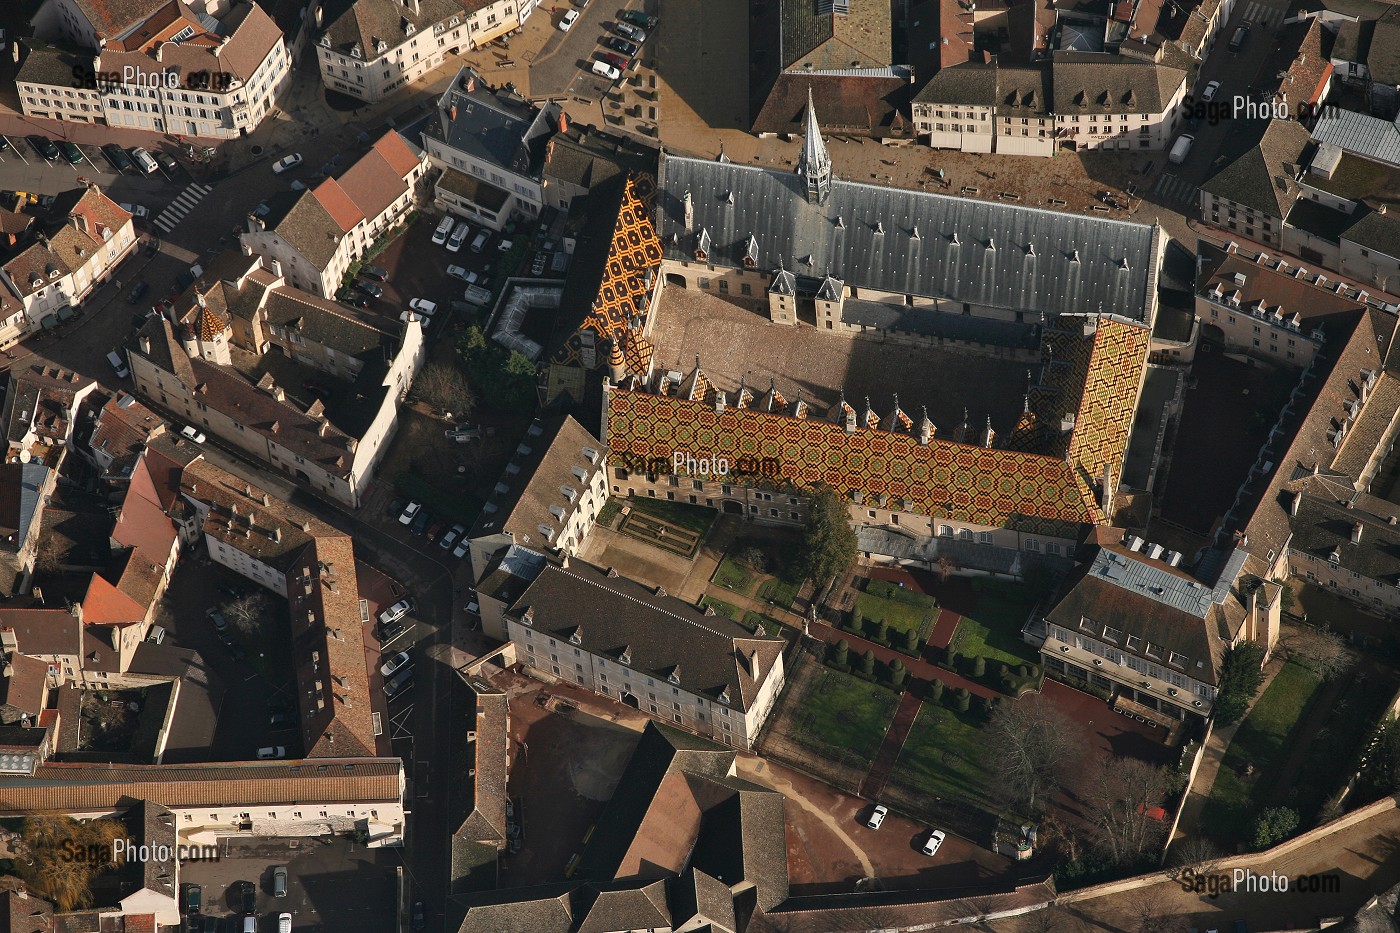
606,383,1104,538
0,654,47,723
15,45,95,88
1201,119,1314,216
542,125,660,192
1345,208,1400,257
259,287,397,359
323,0,465,61
1050,57,1186,114
0,759,401,813
1334,19,1373,63
659,155,1160,321
779,0,892,70
752,71,912,136
429,68,561,180
574,882,670,933
1289,492,1400,584
1368,8,1400,85
0,609,82,658
262,189,348,270
508,563,785,712
96,2,284,88
471,416,606,547
456,894,574,933
913,63,998,106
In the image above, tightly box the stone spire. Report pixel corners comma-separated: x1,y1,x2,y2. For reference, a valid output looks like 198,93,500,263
982,415,996,449
918,406,934,445
797,88,832,205
608,337,626,384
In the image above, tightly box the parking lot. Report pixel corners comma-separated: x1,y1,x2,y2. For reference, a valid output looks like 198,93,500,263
527,3,654,100
178,836,401,932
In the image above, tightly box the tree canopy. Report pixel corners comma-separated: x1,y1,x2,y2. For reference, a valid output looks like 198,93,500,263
1213,642,1266,725
796,486,857,589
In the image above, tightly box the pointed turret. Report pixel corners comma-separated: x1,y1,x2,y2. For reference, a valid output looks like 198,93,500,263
955,408,970,444
887,394,912,433
862,396,879,429
833,391,857,432
918,406,934,445
735,377,754,409
608,338,626,384
797,88,832,205
982,415,996,449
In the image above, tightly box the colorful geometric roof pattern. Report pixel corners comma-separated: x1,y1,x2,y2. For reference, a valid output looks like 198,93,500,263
1066,317,1151,483
606,385,1104,537
552,173,662,370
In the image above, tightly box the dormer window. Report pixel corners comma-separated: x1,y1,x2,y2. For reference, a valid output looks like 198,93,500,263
350,43,362,59
520,607,534,626
619,645,631,665
668,666,681,685
375,38,388,53
569,627,582,645
405,22,417,36
319,34,330,48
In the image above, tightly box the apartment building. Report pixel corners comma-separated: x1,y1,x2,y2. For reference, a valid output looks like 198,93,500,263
503,560,787,748
317,0,521,104
1199,119,1313,248
20,1,292,139
0,187,136,347
241,131,426,298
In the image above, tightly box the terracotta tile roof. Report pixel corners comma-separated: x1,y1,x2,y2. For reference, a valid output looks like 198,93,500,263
752,72,912,137
266,189,348,270
87,394,165,478
112,460,178,560
333,136,414,226
0,758,401,813
0,889,54,933
0,608,81,658
106,548,164,615
179,457,322,571
98,2,285,86
605,384,1104,537
311,178,366,234
0,654,48,722
81,573,146,626
553,174,662,368
71,0,170,39
372,129,422,178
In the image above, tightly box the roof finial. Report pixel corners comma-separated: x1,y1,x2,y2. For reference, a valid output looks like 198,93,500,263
798,87,832,205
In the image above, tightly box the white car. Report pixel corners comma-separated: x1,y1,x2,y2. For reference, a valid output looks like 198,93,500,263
257,746,286,760
497,239,514,252
400,309,429,328
380,650,413,678
431,215,454,245
379,598,413,626
278,914,292,933
592,60,621,81
447,265,470,281
271,153,303,174
119,202,149,219
452,537,470,559
180,425,206,443
922,829,947,856
559,9,579,30
398,501,422,525
1200,80,1221,103
865,804,888,830
409,298,438,316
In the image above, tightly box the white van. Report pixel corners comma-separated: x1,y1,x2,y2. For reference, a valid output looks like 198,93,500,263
106,350,130,379
470,230,489,253
130,147,159,174
432,215,454,245
1168,134,1195,165
447,221,470,253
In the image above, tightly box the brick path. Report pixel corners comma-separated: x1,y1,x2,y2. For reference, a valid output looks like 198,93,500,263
858,687,924,800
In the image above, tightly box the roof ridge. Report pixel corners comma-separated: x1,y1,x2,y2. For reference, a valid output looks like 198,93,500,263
546,565,766,645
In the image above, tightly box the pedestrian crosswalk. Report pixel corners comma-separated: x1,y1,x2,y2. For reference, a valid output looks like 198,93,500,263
1151,173,1199,206
152,182,213,234
1238,0,1284,28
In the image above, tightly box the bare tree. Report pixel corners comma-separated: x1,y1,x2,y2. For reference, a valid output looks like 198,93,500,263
935,553,957,582
411,363,476,420
1164,834,1222,882
983,695,1087,812
1278,622,1351,680
1025,903,1089,933
221,592,268,636
1129,885,1174,933
1082,753,1169,866
32,534,71,575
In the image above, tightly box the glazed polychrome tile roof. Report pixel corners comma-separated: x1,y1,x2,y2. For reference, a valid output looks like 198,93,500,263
605,385,1104,536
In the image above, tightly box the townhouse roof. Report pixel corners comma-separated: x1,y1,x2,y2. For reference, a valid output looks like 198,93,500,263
575,882,671,933
3,190,132,298
542,124,660,192
471,416,606,547
0,654,48,721
297,535,378,758
310,178,366,233
15,45,94,88
659,154,1161,321
96,2,284,87
127,800,177,902
178,456,321,571
459,683,509,844
1198,245,1371,328
1261,19,1333,106
0,758,401,813
1050,57,1186,114
0,889,53,933
259,286,397,359
111,457,179,558
1289,491,1400,584
0,464,50,555
333,132,419,224
998,65,1054,115
1345,207,1400,257
429,68,560,180
508,563,786,713
437,169,511,211
779,0,892,70
68,0,169,40
1201,119,1314,217
1368,8,1400,85
752,71,913,137
605,383,1105,538
912,63,998,106
260,188,350,270
86,393,165,478
322,0,466,62
1313,108,1400,170
81,571,146,626
0,608,82,658
1331,370,1400,479
754,882,1059,932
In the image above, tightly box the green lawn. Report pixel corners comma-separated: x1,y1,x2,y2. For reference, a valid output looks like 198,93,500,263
1202,661,1325,841
949,579,1040,667
597,499,622,528
700,594,741,620
714,556,757,594
758,576,799,608
888,701,995,805
742,611,786,637
625,496,717,535
791,668,900,762
854,579,937,640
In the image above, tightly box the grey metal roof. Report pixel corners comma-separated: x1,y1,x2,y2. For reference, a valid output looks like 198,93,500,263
1313,109,1400,169
660,156,1160,320
1088,547,1214,617
427,68,560,181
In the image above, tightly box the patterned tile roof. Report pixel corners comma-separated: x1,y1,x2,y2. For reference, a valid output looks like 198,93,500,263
605,385,1103,537
553,174,662,368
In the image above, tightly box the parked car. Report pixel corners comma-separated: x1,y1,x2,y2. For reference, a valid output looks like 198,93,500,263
273,866,288,897
257,746,286,759
337,289,370,308
27,135,59,161
180,425,207,443
603,35,638,56
453,537,471,559
278,913,292,933
432,215,455,245
144,238,159,256
378,616,406,642
440,524,467,550
107,350,131,379
269,710,293,728
385,667,414,699
155,151,179,174
398,501,422,525
1200,80,1221,103
591,59,622,81
447,220,471,253
207,608,228,631
530,253,548,275
240,880,256,913
401,309,431,328
599,51,631,70
865,804,888,830
0,136,8,153
497,239,514,252
101,143,134,171
408,298,438,316
355,279,384,299
60,141,84,164
129,147,159,173
271,153,303,173
379,598,413,626
921,829,946,856
127,281,150,304
447,264,470,281
120,202,150,219
388,496,406,518
412,901,426,931
449,299,476,315
361,264,389,281
425,520,446,542
559,8,580,29
620,9,656,28
410,509,432,536
183,883,202,914
612,20,646,41
147,626,165,644
381,650,413,679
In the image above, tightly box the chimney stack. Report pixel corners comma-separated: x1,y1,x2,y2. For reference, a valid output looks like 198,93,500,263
1352,522,1364,544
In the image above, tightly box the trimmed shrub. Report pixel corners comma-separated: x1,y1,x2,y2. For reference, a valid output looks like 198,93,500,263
859,649,875,676
888,666,908,690
929,679,945,700
972,656,987,678
954,687,972,712
904,629,920,654
1017,665,1030,678
873,620,889,644
829,639,850,667
946,650,960,671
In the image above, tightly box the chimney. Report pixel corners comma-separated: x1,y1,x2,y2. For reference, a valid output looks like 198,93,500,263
683,189,694,231
1352,522,1364,543
139,335,151,354
318,420,329,437
714,391,726,414
1290,490,1302,516
559,110,570,134
466,74,476,92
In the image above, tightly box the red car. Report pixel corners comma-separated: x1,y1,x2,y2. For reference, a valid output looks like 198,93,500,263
425,521,445,542
600,52,631,71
